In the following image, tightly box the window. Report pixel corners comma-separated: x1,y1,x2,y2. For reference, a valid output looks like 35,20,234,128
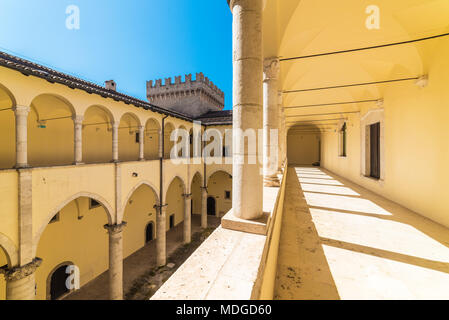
135,132,140,143
369,122,381,179
89,199,101,210
225,191,231,200
339,123,347,157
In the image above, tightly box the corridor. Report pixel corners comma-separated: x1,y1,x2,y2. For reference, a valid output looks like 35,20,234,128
275,166,449,300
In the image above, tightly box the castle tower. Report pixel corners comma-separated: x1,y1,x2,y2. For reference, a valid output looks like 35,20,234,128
147,72,225,118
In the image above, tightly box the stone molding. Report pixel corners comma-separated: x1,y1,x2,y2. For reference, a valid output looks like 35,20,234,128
104,222,127,235
0,257,42,282
263,58,280,81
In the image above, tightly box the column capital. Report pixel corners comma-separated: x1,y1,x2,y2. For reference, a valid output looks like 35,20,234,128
263,57,280,81
229,0,262,12
12,105,31,116
0,258,42,282
112,121,120,129
104,222,127,235
182,193,192,199
72,114,84,124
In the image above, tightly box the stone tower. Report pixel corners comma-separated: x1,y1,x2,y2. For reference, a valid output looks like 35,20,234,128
147,72,225,118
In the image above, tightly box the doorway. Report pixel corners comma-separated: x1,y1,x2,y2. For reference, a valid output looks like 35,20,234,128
207,197,216,216
169,214,175,229
145,222,154,243
50,264,70,300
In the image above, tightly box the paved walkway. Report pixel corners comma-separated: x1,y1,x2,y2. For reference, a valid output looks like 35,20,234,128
275,166,449,300
65,214,220,300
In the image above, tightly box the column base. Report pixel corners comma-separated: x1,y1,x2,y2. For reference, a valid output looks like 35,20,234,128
264,175,280,187
14,164,30,169
73,162,85,166
221,209,270,236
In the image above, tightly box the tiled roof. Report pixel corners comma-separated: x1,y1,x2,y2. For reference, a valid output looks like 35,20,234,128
195,110,233,126
0,51,193,121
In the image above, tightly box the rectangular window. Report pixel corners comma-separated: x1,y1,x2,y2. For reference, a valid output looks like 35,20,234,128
369,122,381,179
339,123,347,157
135,132,140,144
225,191,231,200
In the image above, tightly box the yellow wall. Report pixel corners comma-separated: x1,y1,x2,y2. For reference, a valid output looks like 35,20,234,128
191,173,202,215
207,171,232,216
144,119,160,160
123,185,157,258
166,177,185,230
0,249,6,300
83,106,113,164
320,39,449,227
0,110,15,169
35,197,108,300
287,132,320,165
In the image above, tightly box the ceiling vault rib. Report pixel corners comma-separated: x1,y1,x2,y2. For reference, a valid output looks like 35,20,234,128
280,32,449,62
285,111,360,118
284,99,379,109
283,77,419,93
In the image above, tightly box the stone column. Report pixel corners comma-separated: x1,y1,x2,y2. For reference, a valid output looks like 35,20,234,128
231,0,264,220
138,125,145,161
155,204,166,267
281,109,287,168
183,193,192,244
0,258,42,300
73,115,84,165
112,121,119,162
104,222,127,300
263,58,281,187
201,187,208,228
13,106,30,168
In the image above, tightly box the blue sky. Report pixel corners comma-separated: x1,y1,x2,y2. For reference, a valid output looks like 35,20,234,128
0,0,233,109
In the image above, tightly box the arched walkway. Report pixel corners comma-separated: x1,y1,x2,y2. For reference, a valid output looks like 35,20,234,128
144,118,160,160
28,94,75,167
122,183,158,258
207,170,232,217
0,83,16,169
118,112,140,162
164,122,175,159
165,176,185,240
35,196,111,300
83,105,114,164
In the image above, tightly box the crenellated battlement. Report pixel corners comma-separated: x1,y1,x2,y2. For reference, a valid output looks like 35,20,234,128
147,72,225,118
147,72,225,99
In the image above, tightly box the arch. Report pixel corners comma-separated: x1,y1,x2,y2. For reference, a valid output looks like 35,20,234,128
122,180,159,214
164,176,186,231
0,82,17,107
33,192,114,257
207,169,232,188
0,234,19,267
46,261,75,300
83,105,114,164
118,112,141,161
144,118,161,160
28,93,76,167
190,171,203,188
164,175,186,204
206,170,233,217
0,83,16,169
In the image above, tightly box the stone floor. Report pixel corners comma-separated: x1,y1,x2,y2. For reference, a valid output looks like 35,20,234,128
274,166,449,300
65,214,220,300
